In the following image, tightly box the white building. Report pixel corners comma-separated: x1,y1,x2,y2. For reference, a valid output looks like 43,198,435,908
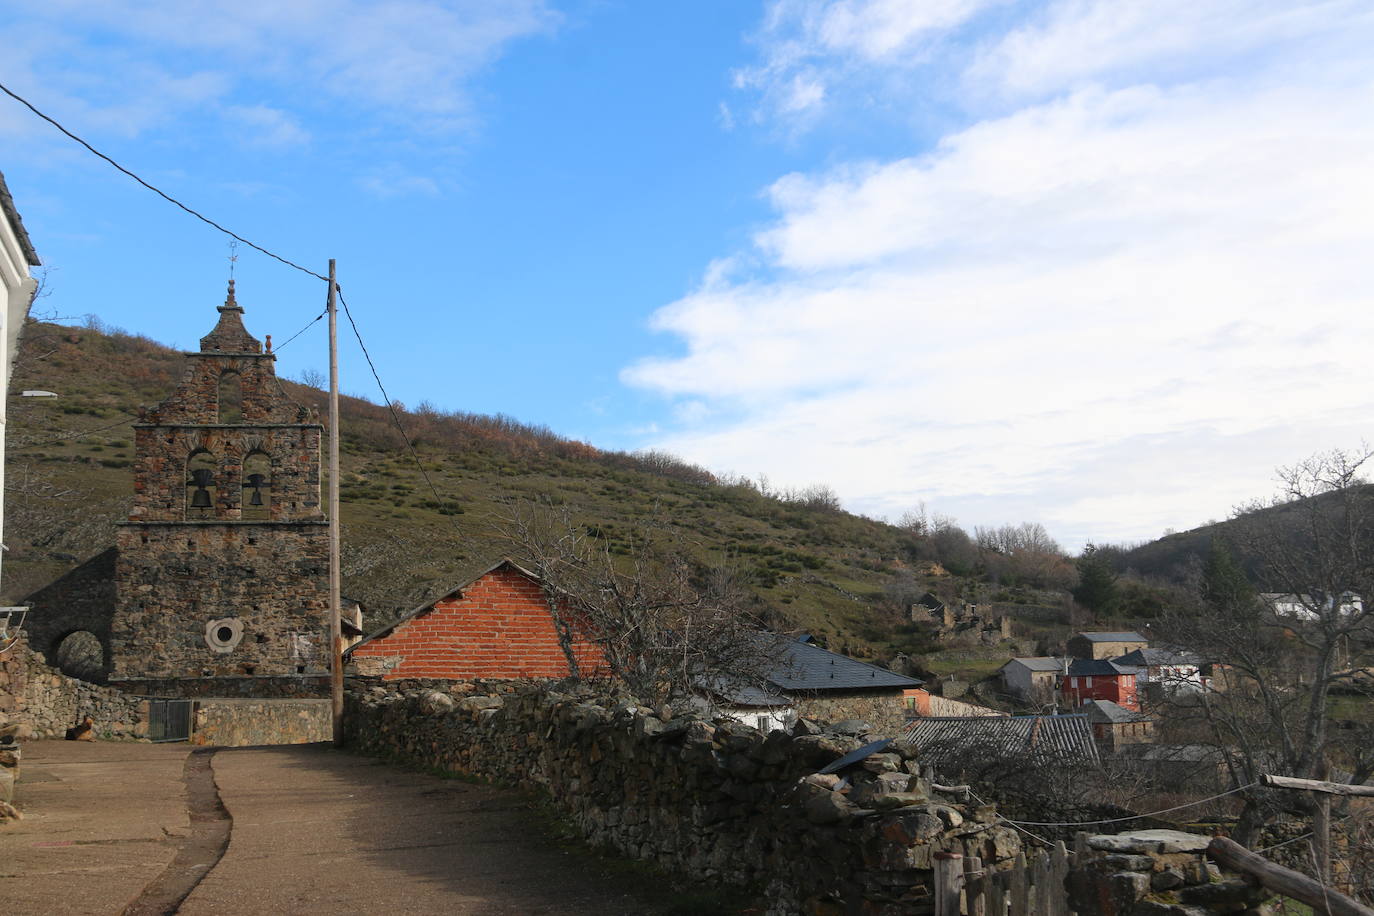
1261,592,1363,621
0,171,41,592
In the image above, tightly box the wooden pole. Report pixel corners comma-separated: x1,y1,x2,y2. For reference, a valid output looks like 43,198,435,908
327,260,343,747
933,851,963,916
1261,773,1374,797
1207,837,1372,916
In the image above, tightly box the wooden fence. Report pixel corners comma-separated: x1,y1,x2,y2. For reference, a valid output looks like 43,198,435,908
933,841,1074,916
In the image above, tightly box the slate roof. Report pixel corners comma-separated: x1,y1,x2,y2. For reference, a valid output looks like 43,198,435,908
0,170,39,267
1003,656,1064,672
764,635,924,693
1076,631,1147,643
1114,647,1199,668
1068,658,1136,677
901,714,1099,764
1082,699,1150,725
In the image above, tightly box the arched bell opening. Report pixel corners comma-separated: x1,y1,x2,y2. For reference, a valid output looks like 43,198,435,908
242,450,272,520
217,370,243,424
186,449,218,518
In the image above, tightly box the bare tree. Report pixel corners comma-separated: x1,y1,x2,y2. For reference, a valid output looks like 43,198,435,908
1164,448,1374,856
494,500,779,704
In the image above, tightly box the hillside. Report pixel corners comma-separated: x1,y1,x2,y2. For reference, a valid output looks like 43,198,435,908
3,318,994,661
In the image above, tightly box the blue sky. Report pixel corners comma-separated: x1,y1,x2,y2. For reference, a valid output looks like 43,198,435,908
3,0,1373,549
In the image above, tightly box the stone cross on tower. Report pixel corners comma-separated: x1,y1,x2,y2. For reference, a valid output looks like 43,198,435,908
108,283,330,697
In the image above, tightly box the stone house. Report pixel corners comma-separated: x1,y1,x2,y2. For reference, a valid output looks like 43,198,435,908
1067,631,1148,660
1113,647,1205,697
1081,698,1153,753
999,656,1064,703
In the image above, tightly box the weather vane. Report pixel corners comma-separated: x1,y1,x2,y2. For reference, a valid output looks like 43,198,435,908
228,240,239,282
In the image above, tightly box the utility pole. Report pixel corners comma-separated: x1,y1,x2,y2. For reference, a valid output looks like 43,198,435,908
327,260,344,747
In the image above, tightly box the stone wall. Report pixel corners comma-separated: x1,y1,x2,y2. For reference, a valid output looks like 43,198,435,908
111,521,330,690
791,689,912,737
0,635,146,739
20,547,118,673
191,698,330,746
346,684,1024,916
1066,830,1272,915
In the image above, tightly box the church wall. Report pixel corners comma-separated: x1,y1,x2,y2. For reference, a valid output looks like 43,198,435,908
111,521,329,693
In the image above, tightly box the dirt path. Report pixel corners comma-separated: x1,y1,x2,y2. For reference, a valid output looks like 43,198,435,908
4,741,730,915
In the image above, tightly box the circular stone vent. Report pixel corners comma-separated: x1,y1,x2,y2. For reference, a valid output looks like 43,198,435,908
205,617,245,654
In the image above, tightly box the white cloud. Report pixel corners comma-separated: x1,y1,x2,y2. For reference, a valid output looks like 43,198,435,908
358,164,441,199
225,105,310,148
735,0,998,126
0,0,556,140
630,3,1374,547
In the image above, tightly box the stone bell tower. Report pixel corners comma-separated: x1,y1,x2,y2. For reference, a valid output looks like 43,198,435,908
108,282,330,697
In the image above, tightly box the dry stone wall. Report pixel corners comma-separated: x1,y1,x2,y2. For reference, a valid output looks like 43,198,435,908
345,683,1024,916
0,636,146,739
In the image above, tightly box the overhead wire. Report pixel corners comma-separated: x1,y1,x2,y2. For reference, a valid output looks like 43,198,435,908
335,289,460,525
273,309,326,352
16,414,136,448
996,782,1256,829
1,76,459,532
0,79,327,283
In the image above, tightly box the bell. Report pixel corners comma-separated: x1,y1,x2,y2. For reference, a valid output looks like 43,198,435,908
189,468,214,508
246,473,267,506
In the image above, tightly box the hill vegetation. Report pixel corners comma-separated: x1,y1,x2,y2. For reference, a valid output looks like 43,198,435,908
4,317,1083,673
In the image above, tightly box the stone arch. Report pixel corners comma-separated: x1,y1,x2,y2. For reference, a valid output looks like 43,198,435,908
218,370,243,423
54,629,106,682
186,448,218,518
242,450,272,519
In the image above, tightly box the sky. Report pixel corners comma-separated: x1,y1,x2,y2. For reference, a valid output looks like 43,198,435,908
2,0,1373,550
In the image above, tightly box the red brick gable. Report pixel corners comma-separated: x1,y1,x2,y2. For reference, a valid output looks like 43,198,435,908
348,562,604,680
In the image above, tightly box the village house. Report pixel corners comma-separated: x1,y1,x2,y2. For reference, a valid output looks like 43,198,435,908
1113,646,1205,696
1261,591,1363,621
0,171,40,596
1061,658,1139,711
348,563,926,734
1067,631,1148,660
999,657,1063,703
1081,698,1153,753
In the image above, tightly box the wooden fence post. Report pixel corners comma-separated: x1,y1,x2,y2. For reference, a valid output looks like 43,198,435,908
965,855,986,916
934,851,964,916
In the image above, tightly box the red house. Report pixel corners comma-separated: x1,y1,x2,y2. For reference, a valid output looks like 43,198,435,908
346,559,604,680
1060,658,1139,711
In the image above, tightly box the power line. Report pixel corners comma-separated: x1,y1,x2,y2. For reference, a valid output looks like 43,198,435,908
335,289,458,524
997,782,1255,828
274,309,326,352
0,79,327,283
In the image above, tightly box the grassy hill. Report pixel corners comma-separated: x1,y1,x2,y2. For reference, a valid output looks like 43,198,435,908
4,318,988,661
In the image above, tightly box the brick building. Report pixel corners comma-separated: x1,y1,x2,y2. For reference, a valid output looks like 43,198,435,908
346,559,604,681
1061,658,1139,711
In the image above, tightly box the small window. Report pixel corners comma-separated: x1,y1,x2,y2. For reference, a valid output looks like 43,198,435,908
1085,676,1093,687
218,371,243,423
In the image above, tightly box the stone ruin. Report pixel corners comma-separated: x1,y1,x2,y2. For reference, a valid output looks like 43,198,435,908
911,594,1016,648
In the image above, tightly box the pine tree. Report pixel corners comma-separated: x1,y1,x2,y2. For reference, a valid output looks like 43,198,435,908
1072,543,1119,616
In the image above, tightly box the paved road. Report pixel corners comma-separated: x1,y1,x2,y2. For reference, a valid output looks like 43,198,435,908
3,741,715,915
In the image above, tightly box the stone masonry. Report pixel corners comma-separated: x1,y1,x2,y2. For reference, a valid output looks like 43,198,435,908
346,683,1025,916
109,282,329,697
